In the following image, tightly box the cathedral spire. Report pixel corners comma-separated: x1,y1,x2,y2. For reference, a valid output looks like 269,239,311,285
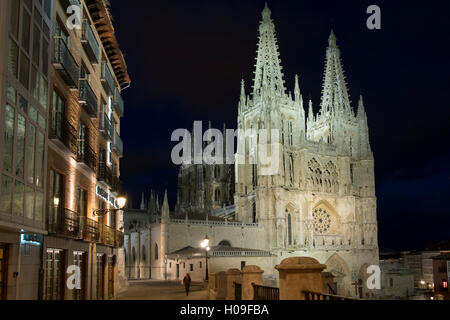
162,190,169,218
239,79,246,112
357,94,366,119
253,3,285,98
308,98,314,122
140,192,145,211
320,30,351,116
294,74,301,102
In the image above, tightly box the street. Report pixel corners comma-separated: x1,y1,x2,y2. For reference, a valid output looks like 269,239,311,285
118,280,209,300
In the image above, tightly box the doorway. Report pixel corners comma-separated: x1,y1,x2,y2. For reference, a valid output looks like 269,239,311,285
45,249,65,300
176,264,180,279
0,245,8,300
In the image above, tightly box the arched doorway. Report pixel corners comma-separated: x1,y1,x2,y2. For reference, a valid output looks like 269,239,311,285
324,253,351,297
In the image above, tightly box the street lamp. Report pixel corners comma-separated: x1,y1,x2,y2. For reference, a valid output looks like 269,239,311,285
201,235,210,281
93,195,127,217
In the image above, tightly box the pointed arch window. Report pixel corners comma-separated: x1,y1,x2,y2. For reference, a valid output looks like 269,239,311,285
287,213,292,246
154,243,158,261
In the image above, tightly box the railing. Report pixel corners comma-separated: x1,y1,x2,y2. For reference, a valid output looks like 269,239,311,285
234,282,242,300
113,88,124,117
98,162,113,186
101,61,115,95
99,113,113,141
170,219,259,228
53,37,79,89
81,216,100,243
252,283,280,300
79,80,98,117
81,19,99,63
112,131,123,157
211,250,272,257
102,225,116,247
303,291,357,301
77,143,97,172
60,209,82,240
49,118,78,154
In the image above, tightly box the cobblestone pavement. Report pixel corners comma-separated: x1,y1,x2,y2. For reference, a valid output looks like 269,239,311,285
118,280,209,300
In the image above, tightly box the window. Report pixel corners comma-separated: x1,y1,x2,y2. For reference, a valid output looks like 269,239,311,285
142,245,146,262
389,278,394,288
3,105,15,172
1,176,13,214
72,251,86,300
199,262,202,269
76,188,87,216
48,170,63,228
13,181,25,217
10,0,20,39
78,124,86,160
443,280,448,289
154,243,158,261
241,261,246,270
16,115,26,178
183,263,186,269
218,240,231,247
35,132,44,187
26,124,36,184
287,214,292,246
51,90,65,139
190,264,193,272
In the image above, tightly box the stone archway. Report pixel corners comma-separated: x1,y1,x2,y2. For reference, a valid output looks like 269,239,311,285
324,253,351,297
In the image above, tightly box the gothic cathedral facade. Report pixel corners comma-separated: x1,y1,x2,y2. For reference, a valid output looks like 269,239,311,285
234,4,379,297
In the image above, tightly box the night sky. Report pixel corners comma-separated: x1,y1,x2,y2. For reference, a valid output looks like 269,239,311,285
110,0,450,250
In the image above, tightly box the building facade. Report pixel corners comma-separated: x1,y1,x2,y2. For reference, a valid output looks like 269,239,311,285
0,0,129,300
175,123,235,215
234,4,379,297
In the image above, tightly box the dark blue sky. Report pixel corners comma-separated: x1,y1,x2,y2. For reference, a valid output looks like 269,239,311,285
111,0,450,250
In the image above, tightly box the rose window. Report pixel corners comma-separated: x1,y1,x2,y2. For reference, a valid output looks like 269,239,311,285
313,208,331,234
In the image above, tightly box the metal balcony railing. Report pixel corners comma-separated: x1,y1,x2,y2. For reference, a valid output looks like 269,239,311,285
102,225,116,247
49,118,78,154
53,37,79,89
113,88,124,117
77,143,97,172
81,216,101,243
99,113,112,141
98,162,113,186
112,131,123,157
81,19,99,63
101,61,115,95
79,80,98,118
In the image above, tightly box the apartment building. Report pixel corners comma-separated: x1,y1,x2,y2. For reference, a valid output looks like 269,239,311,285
0,0,130,300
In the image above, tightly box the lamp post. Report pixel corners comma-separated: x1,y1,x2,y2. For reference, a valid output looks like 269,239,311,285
93,196,127,217
201,235,210,281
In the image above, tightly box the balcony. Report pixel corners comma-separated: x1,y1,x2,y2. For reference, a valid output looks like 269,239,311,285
113,88,124,117
53,37,79,89
112,131,123,157
101,61,115,95
81,19,99,64
102,225,116,247
79,80,98,118
81,216,100,243
98,162,113,186
49,118,78,154
47,208,83,240
99,113,112,141
77,143,97,172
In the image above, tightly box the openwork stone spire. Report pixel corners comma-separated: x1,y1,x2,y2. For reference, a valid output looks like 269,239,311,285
253,3,286,97
320,30,351,116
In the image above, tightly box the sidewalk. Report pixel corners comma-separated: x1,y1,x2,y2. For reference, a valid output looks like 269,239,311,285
118,280,209,300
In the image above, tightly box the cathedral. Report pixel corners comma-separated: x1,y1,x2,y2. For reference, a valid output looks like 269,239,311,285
124,4,379,298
